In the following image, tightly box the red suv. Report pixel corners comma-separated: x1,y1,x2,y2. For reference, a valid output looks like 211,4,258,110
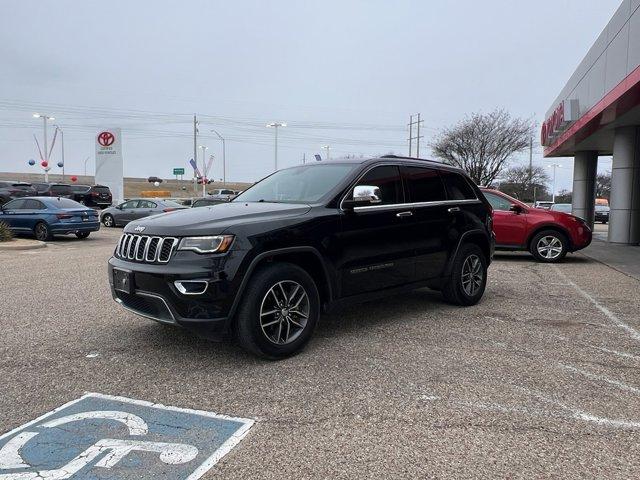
480,188,592,262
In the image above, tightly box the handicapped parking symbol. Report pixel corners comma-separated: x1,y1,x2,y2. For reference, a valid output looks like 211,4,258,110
0,394,253,480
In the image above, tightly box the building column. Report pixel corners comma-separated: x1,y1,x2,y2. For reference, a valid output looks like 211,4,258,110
608,127,640,244
572,151,598,227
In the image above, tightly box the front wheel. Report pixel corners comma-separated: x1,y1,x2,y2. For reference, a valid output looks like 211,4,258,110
102,214,115,227
34,222,52,241
235,263,320,359
442,243,487,306
530,230,568,263
75,231,90,239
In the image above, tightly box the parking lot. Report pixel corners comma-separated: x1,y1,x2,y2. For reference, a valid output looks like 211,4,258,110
1,228,639,478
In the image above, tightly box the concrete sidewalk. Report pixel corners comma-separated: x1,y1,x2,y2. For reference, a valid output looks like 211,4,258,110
580,238,640,281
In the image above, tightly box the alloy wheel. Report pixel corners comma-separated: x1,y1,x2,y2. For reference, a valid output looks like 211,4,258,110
536,236,563,260
35,223,49,241
461,254,483,297
259,280,310,345
103,215,114,227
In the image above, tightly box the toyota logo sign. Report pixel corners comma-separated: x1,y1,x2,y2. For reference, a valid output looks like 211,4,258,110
98,131,115,147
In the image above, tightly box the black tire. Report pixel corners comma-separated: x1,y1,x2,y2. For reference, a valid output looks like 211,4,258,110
530,229,568,263
34,222,52,241
76,231,90,239
102,214,115,227
442,243,487,306
235,262,320,359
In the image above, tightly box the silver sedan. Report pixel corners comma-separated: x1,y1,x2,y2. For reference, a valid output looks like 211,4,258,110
100,198,187,227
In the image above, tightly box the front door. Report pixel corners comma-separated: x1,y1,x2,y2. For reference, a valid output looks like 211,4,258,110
337,165,415,297
483,191,528,247
118,200,140,224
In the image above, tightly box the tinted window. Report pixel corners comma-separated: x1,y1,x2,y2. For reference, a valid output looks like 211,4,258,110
355,165,402,205
46,198,83,208
23,199,45,210
4,199,27,209
121,200,139,209
403,166,446,203
440,171,476,200
484,192,512,211
595,205,609,212
138,200,157,208
69,185,90,193
50,185,72,195
93,186,111,194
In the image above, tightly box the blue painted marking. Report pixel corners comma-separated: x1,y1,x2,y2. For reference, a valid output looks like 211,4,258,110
0,393,253,479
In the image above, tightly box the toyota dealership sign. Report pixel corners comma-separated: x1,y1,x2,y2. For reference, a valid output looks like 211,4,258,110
95,128,124,203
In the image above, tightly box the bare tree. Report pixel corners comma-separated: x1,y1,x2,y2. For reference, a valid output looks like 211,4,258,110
596,172,611,199
498,165,550,202
431,109,532,185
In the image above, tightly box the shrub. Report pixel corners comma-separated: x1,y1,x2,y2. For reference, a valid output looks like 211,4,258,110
0,221,13,242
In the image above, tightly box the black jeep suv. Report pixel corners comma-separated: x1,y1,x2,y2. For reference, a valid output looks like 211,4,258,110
108,156,494,358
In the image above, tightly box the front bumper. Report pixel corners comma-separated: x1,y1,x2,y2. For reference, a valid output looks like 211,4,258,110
108,256,237,340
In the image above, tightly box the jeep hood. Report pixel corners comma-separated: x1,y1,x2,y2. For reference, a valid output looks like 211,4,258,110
123,201,311,236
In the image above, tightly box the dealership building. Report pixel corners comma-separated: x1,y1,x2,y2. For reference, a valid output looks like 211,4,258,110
543,0,640,245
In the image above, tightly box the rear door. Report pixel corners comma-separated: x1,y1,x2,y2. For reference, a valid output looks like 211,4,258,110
135,200,158,219
401,165,450,280
483,191,528,247
338,165,415,297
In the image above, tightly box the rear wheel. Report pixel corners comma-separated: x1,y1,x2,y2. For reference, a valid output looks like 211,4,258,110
34,222,52,241
235,263,320,359
75,231,90,239
442,243,487,306
530,230,568,263
102,214,115,227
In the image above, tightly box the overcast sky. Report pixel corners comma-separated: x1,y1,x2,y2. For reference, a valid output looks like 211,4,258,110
0,0,622,190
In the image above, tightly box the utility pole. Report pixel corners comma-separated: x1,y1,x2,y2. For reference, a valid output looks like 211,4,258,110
83,156,90,177
407,114,424,157
199,145,208,198
33,113,54,181
55,125,65,181
210,129,226,185
267,122,286,171
321,145,331,160
193,115,198,194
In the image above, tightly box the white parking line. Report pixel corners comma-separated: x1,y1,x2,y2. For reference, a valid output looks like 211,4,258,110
553,266,640,342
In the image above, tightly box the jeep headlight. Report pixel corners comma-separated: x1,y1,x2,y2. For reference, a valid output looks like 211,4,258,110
178,235,234,254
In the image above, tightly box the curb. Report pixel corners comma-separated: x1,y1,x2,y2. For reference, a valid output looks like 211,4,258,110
0,240,47,251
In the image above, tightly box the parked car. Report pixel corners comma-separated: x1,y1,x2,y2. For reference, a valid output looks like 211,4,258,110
595,204,610,224
192,198,225,208
0,197,100,241
534,201,554,210
550,203,572,213
481,188,591,262
100,198,188,227
207,188,236,202
0,181,37,205
31,183,74,199
69,184,113,208
108,156,495,358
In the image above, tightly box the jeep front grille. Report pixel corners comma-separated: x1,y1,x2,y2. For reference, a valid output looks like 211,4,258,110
115,234,178,263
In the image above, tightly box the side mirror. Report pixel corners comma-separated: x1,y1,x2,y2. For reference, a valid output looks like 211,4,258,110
353,185,382,204
509,204,523,214
116,205,123,210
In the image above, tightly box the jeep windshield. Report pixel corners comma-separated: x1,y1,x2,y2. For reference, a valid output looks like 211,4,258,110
234,163,357,203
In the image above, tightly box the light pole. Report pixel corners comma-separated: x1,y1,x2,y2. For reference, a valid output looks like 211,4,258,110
321,145,331,160
33,113,55,181
83,156,90,177
547,163,561,203
210,129,226,185
54,124,65,181
199,145,208,197
266,122,286,171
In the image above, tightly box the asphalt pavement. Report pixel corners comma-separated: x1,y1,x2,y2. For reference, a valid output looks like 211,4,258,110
1,228,639,478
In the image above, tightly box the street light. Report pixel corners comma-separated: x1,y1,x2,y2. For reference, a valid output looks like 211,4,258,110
266,122,286,171
199,145,208,197
547,163,562,203
53,124,65,181
33,113,55,181
321,145,331,160
210,129,226,185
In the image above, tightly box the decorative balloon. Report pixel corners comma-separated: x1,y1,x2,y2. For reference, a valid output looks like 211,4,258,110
154,181,160,187
57,162,64,168
70,176,78,183
41,160,48,168
28,159,36,166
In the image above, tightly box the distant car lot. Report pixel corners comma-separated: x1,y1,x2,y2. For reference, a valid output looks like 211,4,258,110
100,198,187,227
1,228,639,477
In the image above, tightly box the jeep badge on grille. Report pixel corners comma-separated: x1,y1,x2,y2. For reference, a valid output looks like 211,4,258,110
134,225,146,232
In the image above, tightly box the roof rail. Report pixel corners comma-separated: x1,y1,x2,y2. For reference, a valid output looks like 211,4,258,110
380,154,442,164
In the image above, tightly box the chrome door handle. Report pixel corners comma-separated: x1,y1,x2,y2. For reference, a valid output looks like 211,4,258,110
396,211,413,218
447,207,461,213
